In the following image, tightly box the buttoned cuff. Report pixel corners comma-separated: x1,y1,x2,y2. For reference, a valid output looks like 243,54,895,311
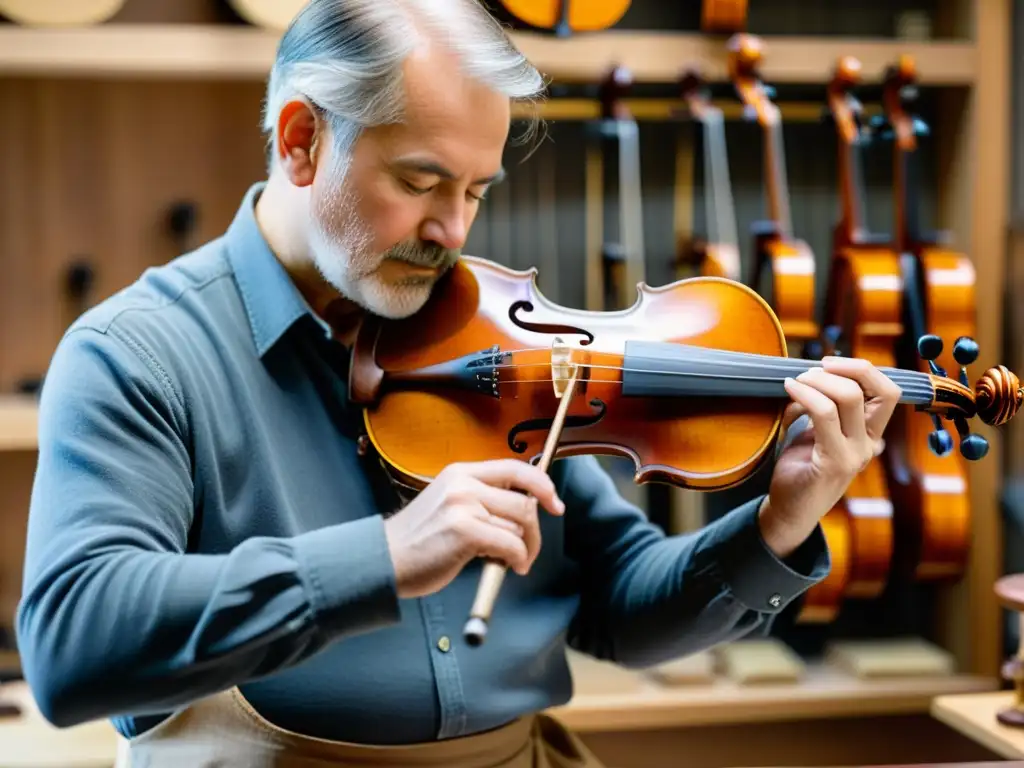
712,496,831,614
293,514,401,637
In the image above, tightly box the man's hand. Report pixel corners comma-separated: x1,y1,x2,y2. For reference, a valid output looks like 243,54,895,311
382,459,565,599
758,356,902,559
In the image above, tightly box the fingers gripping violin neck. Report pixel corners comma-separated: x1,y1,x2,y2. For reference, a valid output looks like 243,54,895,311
348,258,1023,643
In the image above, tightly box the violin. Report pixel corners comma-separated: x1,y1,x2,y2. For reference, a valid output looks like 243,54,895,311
797,57,903,624
348,257,1022,643
496,0,630,36
677,68,742,281
701,0,748,33
728,34,818,349
874,56,977,581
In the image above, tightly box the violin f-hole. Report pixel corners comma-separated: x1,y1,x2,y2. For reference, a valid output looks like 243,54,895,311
509,300,595,345
507,398,607,453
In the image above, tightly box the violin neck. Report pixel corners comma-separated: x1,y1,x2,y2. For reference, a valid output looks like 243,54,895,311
763,115,793,237
612,114,647,307
894,141,922,251
617,340,937,409
702,108,740,248
839,125,869,244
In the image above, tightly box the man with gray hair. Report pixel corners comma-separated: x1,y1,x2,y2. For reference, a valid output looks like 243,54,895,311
16,0,900,765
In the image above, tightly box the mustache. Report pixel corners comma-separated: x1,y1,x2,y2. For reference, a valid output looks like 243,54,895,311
385,241,460,270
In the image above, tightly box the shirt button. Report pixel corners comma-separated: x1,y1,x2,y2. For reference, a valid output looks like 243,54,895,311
437,636,451,653
768,593,782,608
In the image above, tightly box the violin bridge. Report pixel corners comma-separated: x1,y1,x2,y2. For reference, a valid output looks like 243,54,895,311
551,336,573,399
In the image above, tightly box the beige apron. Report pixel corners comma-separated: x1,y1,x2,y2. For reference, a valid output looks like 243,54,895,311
116,686,606,767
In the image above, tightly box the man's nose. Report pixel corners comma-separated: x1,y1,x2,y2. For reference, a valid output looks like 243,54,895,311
422,205,468,251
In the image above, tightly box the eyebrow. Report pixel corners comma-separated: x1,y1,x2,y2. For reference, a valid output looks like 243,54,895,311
392,157,506,186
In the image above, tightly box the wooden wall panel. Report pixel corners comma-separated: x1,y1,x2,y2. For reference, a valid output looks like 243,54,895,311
0,78,267,392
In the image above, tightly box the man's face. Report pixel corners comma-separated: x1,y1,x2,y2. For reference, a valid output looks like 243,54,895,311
305,45,511,319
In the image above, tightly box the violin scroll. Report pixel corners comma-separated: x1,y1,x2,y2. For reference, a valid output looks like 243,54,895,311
826,57,864,144
974,366,1023,429
726,33,763,76
914,333,1023,461
727,34,778,129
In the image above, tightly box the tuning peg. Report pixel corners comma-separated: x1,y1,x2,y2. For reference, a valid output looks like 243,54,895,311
927,413,954,457
951,413,990,461
951,336,979,387
917,334,948,377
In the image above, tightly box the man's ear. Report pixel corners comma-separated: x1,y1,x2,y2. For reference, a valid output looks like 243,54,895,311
274,98,324,187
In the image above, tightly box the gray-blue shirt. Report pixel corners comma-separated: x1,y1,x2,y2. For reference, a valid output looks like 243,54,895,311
16,183,829,744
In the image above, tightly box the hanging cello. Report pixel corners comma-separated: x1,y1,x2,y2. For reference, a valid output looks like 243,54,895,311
728,33,818,352
677,68,742,282
874,55,977,581
797,57,903,623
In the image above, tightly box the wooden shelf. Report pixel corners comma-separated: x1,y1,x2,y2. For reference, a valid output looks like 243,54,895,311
551,653,998,733
931,692,1024,759
0,662,1000,766
0,24,978,86
0,396,37,452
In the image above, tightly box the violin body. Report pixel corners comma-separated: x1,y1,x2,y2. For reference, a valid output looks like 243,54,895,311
753,229,818,342
876,55,976,582
799,57,901,622
690,241,742,281
351,257,789,491
825,248,903,594
886,247,976,579
496,0,630,34
728,34,819,348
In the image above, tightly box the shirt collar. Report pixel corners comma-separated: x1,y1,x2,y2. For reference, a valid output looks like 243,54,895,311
224,182,331,357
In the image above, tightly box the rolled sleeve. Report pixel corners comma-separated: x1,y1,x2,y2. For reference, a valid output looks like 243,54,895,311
714,496,831,614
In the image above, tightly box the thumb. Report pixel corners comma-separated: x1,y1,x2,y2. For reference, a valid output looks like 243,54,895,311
780,401,808,436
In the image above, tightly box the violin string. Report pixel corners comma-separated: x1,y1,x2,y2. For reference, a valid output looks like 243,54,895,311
491,373,935,398
483,355,937,393
490,349,932,377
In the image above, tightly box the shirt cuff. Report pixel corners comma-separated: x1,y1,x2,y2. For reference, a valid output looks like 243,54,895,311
292,515,401,636
712,495,831,614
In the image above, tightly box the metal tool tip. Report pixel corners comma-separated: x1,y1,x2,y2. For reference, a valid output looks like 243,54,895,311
463,617,488,646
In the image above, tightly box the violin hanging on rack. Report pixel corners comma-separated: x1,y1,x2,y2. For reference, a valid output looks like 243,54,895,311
728,33,818,351
797,57,903,624
677,68,742,282
873,55,977,582
495,0,631,36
